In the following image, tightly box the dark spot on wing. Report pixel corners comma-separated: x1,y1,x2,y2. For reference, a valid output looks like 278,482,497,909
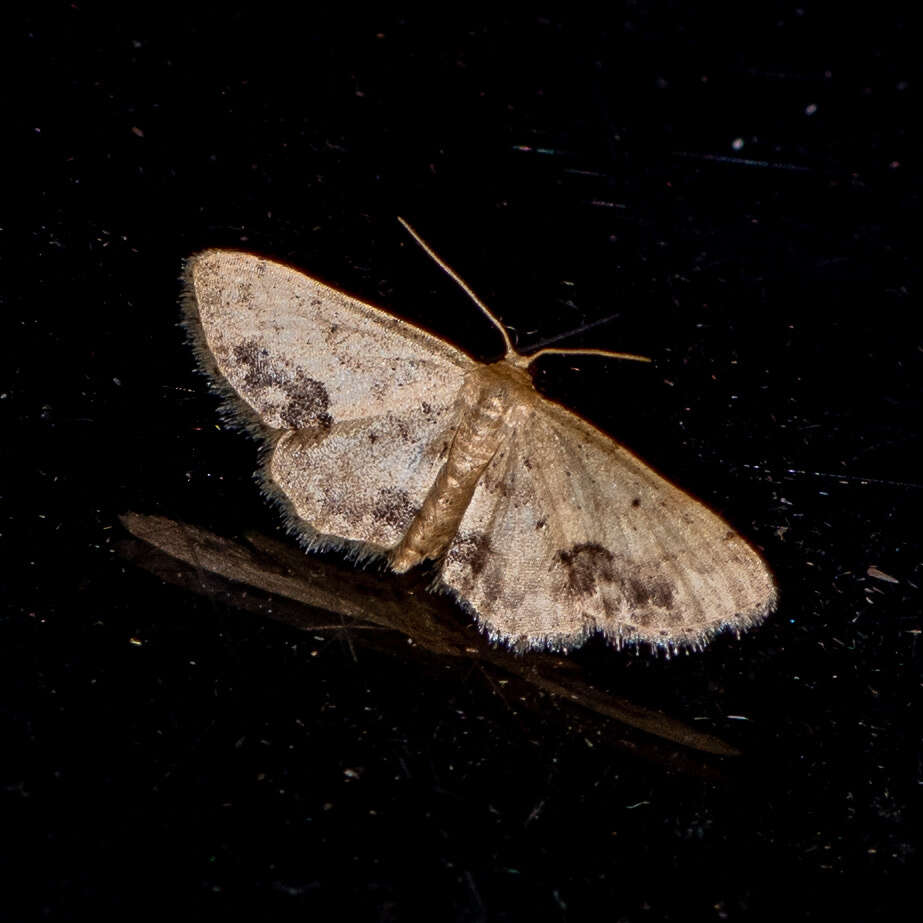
447,531,492,577
535,517,547,530
555,543,616,596
231,339,332,431
278,371,332,430
394,417,411,442
631,497,641,508
233,339,276,389
725,530,737,541
236,281,254,306
372,487,417,532
625,577,675,610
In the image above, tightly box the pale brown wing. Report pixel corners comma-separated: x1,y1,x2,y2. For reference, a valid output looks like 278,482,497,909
184,250,473,557
266,408,458,555
440,399,776,651
184,250,473,429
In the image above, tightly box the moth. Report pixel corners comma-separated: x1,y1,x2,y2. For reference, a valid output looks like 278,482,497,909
183,221,776,652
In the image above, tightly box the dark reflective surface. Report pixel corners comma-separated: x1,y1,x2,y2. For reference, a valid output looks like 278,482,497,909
7,9,920,920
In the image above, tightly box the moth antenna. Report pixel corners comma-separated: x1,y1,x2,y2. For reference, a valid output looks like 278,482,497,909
524,346,652,367
397,217,517,357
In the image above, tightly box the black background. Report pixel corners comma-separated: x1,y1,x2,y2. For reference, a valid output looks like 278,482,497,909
5,7,921,921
